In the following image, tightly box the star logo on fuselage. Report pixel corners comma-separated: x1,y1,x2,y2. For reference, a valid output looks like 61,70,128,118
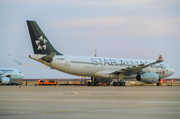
35,36,48,50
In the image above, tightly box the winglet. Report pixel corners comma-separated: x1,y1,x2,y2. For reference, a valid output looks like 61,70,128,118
157,55,164,62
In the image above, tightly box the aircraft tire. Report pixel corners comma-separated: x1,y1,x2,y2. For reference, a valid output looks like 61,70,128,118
87,82,91,86
91,82,95,86
117,82,121,86
157,83,161,86
95,82,99,86
113,82,117,86
122,82,125,86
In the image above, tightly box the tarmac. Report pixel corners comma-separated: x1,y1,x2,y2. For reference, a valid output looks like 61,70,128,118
0,86,180,119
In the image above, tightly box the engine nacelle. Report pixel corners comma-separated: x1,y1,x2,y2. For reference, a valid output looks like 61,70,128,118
136,73,159,83
0,71,3,75
0,77,11,84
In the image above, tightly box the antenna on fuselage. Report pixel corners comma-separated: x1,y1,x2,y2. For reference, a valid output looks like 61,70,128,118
94,49,97,57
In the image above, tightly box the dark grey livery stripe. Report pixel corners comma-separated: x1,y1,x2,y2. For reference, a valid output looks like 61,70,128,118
71,61,92,64
71,61,130,66
71,61,125,66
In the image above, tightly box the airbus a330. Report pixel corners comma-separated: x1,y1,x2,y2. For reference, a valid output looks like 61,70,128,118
25,21,174,86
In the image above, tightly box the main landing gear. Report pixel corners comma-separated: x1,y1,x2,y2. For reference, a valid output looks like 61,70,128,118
157,78,162,86
113,73,126,86
87,77,99,86
157,82,162,86
87,81,99,86
113,81,126,86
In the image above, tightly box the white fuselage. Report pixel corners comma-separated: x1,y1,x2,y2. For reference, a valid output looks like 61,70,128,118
30,55,174,79
0,68,24,80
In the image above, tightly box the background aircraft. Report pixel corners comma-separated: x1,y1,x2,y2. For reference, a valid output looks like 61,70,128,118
0,68,24,84
24,21,174,86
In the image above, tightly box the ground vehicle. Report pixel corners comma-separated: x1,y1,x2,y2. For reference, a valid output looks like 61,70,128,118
5,82,21,85
37,80,57,86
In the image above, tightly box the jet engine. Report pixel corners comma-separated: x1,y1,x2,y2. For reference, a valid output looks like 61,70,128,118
0,77,11,84
0,71,3,75
136,73,159,83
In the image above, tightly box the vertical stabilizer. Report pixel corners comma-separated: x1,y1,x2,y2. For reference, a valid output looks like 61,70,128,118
27,21,62,55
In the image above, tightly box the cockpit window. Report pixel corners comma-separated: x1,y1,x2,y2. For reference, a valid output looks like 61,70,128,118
19,71,21,73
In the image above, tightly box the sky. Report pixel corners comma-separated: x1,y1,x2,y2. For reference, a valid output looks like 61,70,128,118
0,0,180,79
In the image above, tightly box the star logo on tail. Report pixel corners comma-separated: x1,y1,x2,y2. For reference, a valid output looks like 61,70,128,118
35,36,48,50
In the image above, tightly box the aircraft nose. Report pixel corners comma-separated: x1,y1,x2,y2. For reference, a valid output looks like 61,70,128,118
172,68,175,75
21,73,24,79
170,68,175,75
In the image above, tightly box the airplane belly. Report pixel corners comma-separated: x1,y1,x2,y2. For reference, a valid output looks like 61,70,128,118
10,75,20,80
64,67,90,76
80,67,95,76
124,74,136,79
51,60,66,71
63,64,100,77
63,64,82,76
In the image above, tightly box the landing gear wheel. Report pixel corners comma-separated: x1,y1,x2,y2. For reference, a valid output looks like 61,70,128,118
95,82,99,86
122,82,125,86
157,82,161,86
117,82,121,86
91,82,95,86
113,82,117,86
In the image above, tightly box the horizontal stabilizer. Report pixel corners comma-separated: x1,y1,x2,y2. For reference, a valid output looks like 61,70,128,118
13,59,47,68
8,54,29,58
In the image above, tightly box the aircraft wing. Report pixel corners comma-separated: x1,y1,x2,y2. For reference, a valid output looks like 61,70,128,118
0,71,10,77
112,55,164,74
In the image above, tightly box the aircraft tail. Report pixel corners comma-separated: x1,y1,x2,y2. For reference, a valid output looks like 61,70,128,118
26,21,62,55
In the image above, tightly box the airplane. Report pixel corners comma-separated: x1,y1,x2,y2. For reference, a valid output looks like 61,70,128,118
0,68,24,84
25,20,174,86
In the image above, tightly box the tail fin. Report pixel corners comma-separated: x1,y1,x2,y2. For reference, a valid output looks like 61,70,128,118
27,21,63,55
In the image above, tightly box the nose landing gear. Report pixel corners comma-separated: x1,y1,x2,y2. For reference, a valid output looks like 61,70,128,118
157,78,162,86
157,82,162,86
